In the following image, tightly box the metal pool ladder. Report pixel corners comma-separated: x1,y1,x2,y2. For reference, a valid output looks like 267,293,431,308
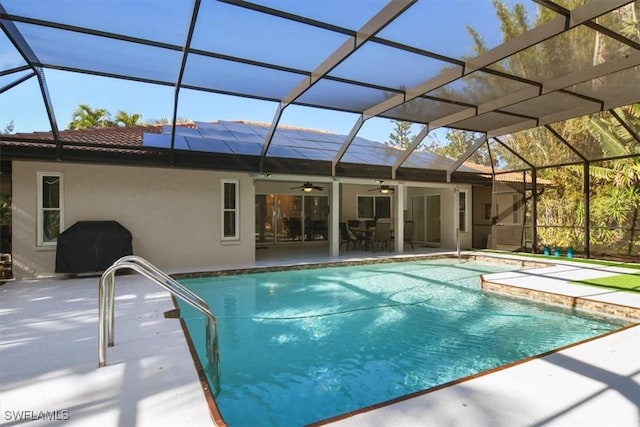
98,255,220,393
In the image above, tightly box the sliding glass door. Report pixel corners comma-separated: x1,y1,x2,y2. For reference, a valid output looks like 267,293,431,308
256,194,328,244
411,194,441,246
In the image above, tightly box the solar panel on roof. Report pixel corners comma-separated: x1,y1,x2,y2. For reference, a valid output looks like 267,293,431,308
341,151,373,164
278,128,303,137
292,148,334,161
287,138,331,150
229,132,265,144
162,125,202,138
404,152,452,170
271,133,295,147
142,133,190,149
220,121,269,136
140,119,467,171
352,136,384,147
186,137,234,154
320,133,348,144
225,140,263,156
347,144,374,154
266,145,305,158
197,127,237,140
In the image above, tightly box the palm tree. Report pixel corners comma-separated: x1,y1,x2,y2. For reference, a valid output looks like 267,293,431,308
114,110,143,127
68,104,112,129
146,116,192,125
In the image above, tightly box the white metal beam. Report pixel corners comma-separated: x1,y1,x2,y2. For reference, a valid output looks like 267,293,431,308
261,0,416,171
399,47,640,165
363,0,632,120
332,114,366,176
446,134,487,182
391,124,430,179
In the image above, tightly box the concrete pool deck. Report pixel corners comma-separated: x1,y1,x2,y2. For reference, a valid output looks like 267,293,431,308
0,252,638,426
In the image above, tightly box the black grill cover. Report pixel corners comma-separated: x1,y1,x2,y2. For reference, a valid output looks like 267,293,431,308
55,220,133,273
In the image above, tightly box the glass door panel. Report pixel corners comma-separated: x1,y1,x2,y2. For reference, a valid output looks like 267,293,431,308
255,194,276,244
304,196,329,241
426,195,441,245
276,195,302,242
411,195,426,243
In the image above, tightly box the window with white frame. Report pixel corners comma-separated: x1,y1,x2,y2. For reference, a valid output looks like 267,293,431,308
37,172,64,246
357,195,391,220
458,191,467,232
222,179,239,240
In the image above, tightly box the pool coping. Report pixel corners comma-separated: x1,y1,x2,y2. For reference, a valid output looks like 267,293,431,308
171,253,640,426
171,253,548,280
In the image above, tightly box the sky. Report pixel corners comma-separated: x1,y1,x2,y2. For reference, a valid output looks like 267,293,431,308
0,0,543,145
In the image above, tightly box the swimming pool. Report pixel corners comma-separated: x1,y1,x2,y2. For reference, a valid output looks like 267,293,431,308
177,259,626,426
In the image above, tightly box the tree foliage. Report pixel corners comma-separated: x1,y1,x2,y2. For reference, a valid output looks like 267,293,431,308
423,129,491,165
2,120,14,134
68,104,112,129
67,104,144,129
457,0,640,256
387,120,413,148
114,110,143,127
146,116,192,125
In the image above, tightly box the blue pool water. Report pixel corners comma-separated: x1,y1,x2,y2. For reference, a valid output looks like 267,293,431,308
178,259,626,426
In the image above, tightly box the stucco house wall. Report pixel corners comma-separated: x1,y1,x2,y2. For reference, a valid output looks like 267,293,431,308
11,161,255,279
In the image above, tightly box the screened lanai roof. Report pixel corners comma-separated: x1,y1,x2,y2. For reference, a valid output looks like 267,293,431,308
1,0,639,179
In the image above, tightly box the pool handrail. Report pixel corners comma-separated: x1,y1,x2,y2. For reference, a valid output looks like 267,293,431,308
97,255,220,393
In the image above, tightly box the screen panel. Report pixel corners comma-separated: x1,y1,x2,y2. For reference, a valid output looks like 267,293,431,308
377,0,553,60
1,0,193,45
247,0,390,31
192,0,349,71
183,53,306,100
329,41,450,89
16,23,182,83
297,79,393,112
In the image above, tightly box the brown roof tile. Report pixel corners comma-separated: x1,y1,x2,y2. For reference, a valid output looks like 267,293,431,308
7,125,162,146
463,162,552,185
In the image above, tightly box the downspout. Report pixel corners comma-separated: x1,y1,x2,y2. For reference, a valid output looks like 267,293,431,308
584,160,590,258
532,168,538,254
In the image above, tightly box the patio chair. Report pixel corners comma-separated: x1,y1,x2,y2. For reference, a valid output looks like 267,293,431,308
347,219,360,229
404,221,415,250
372,222,391,252
339,222,358,251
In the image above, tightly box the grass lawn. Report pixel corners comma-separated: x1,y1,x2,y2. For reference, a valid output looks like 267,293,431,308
570,273,640,293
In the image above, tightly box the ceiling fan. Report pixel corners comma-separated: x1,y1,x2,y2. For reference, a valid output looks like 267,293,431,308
290,182,323,192
369,180,394,194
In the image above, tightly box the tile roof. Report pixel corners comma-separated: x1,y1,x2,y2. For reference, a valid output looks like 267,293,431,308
4,125,162,146
1,122,503,182
463,162,553,185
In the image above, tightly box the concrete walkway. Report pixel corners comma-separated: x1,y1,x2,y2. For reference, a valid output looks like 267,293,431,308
0,275,213,427
1,254,638,426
